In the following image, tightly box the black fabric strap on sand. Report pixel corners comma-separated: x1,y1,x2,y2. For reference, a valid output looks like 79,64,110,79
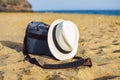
23,50,92,69
24,54,92,69
42,58,92,69
23,37,92,69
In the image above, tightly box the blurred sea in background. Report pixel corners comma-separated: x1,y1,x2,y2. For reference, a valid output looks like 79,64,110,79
38,10,120,16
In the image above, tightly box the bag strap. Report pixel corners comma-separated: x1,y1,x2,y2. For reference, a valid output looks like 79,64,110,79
23,38,92,69
24,55,92,69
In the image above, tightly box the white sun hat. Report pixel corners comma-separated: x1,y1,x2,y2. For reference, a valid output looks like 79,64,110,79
48,19,79,60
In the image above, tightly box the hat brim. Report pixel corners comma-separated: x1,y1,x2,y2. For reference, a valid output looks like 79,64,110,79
48,19,78,60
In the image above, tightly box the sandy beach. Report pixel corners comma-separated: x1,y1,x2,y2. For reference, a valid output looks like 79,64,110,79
0,12,120,80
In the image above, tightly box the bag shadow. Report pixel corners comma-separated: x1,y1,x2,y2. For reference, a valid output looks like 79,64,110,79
0,41,22,52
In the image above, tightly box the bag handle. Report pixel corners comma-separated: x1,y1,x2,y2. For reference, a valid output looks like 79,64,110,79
24,53,92,69
23,39,92,69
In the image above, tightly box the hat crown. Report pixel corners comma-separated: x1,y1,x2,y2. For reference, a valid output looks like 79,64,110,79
56,21,78,52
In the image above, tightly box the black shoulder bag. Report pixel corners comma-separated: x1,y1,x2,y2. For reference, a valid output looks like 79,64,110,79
23,21,92,69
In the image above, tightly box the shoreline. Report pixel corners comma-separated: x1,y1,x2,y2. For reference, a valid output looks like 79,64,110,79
0,11,120,16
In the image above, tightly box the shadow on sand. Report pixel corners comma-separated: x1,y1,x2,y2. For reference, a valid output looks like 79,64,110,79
0,41,84,60
0,41,23,52
94,75,120,80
